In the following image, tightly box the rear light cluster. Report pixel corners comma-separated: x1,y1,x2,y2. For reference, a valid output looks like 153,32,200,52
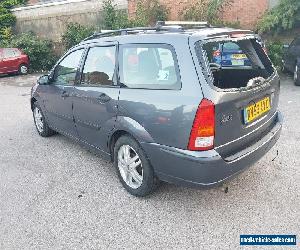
188,99,215,151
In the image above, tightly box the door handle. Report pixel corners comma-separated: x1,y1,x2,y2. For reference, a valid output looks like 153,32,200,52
97,93,111,103
61,91,70,98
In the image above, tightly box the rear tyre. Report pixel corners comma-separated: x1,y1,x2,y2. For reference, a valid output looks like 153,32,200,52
114,135,159,197
18,64,28,75
294,65,300,86
32,102,55,137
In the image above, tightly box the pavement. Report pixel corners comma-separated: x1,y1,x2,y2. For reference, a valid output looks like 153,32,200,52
0,73,299,250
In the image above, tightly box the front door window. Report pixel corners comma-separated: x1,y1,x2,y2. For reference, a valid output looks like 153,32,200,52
53,49,84,85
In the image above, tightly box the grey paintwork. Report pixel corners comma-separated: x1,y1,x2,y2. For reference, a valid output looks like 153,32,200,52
31,28,282,187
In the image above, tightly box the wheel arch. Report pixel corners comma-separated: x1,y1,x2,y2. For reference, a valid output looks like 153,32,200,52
109,130,129,161
108,117,155,162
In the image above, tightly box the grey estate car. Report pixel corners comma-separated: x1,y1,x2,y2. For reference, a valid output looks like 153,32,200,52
31,22,282,196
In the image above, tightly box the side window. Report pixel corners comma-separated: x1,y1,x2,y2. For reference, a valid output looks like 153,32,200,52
3,49,16,59
53,49,84,85
295,38,300,46
120,44,181,90
81,46,116,86
13,49,21,57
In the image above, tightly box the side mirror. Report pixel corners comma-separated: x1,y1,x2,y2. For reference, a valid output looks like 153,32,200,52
37,75,50,85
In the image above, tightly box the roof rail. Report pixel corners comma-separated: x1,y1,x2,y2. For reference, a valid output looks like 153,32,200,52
156,20,210,27
83,25,183,41
83,21,210,41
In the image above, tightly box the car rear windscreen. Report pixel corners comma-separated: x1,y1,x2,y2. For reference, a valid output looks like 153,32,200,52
196,38,274,90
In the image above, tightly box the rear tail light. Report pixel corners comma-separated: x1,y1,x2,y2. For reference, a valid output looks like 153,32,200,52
188,99,215,151
213,50,221,57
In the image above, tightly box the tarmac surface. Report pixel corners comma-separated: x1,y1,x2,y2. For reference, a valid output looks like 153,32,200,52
0,74,299,249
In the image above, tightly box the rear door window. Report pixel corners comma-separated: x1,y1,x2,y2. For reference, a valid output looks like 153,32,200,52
119,44,181,90
197,38,274,90
81,46,116,86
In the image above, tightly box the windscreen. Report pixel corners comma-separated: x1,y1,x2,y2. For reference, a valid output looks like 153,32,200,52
197,38,274,90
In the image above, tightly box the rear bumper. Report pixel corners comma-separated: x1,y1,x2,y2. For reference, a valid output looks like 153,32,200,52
141,111,283,188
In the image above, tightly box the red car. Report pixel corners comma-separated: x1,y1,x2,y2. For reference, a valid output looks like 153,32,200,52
0,48,29,75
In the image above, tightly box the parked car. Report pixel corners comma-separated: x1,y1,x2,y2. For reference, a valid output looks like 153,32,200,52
211,35,267,68
0,48,29,75
282,36,300,85
212,42,252,67
31,22,282,197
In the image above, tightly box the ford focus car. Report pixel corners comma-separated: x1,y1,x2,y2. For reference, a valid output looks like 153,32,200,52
31,22,282,197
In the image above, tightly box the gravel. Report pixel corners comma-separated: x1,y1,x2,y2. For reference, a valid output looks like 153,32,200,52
0,74,299,249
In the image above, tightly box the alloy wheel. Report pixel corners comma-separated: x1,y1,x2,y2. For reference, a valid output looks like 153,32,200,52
34,107,44,133
117,145,143,189
294,65,298,82
20,65,28,74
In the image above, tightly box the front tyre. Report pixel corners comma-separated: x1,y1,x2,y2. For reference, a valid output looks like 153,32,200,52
33,102,55,137
18,64,28,75
114,135,159,197
294,65,300,86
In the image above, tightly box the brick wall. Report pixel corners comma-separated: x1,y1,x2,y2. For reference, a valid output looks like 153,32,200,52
221,0,268,29
27,0,39,4
128,0,270,29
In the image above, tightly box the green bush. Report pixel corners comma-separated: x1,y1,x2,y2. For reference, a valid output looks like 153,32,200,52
181,0,232,25
134,0,169,26
102,0,168,29
102,0,131,29
1,32,58,72
62,23,94,49
266,41,284,68
257,0,300,34
0,0,27,39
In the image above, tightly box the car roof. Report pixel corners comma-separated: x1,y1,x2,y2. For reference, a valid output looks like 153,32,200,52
76,27,254,48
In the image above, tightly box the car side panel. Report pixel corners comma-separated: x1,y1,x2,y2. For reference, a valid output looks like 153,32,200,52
116,37,203,149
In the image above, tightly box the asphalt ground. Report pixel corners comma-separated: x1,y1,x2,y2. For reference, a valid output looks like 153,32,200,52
0,74,299,249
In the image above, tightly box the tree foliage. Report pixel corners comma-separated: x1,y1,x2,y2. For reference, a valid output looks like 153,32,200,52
102,0,168,29
266,40,284,67
181,0,233,25
62,23,94,49
257,0,300,34
0,0,27,38
102,0,132,29
134,0,169,26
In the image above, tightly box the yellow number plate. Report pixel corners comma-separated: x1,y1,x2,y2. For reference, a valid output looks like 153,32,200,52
244,97,271,124
232,54,247,59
